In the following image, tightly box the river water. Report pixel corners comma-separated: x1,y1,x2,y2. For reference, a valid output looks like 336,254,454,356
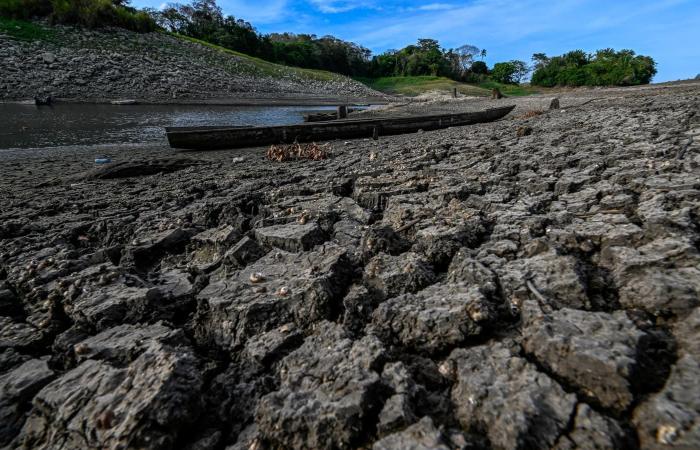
0,103,343,150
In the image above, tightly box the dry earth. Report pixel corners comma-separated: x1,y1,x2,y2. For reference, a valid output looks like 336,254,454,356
0,83,699,450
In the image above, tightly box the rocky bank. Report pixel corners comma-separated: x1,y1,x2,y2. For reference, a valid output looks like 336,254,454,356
0,24,383,102
0,83,699,449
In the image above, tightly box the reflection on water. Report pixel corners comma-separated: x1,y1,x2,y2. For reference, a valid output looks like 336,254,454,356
0,103,342,150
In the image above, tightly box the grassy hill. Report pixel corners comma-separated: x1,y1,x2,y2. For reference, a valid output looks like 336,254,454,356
355,76,541,97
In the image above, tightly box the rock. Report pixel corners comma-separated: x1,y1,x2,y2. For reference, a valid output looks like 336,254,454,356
360,226,411,262
517,126,533,137
371,283,496,353
256,321,385,449
522,302,670,412
0,359,54,446
195,244,351,351
84,158,199,180
601,237,700,316
342,284,377,336
0,317,44,353
189,225,240,269
363,251,435,299
378,394,417,435
633,308,700,449
446,249,498,296
448,341,577,450
71,322,187,365
64,267,194,331
554,403,633,450
255,222,326,252
14,343,201,449
243,323,303,367
223,236,266,268
497,249,591,311
122,227,192,270
0,289,19,317
373,416,450,450
41,53,56,64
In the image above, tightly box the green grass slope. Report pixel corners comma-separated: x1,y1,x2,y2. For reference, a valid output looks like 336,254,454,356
356,75,541,97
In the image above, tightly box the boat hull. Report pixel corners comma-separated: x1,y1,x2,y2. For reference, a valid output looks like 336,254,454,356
165,105,515,150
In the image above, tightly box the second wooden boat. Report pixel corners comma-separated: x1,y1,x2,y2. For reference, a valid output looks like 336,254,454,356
166,105,515,150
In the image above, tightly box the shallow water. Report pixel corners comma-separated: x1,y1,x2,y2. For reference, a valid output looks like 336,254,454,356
0,103,342,150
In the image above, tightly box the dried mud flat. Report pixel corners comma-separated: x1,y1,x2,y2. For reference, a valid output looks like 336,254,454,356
1,83,699,450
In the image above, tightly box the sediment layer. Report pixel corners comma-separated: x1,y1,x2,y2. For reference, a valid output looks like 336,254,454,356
1,84,699,449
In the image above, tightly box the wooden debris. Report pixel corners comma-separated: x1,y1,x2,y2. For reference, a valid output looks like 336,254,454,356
266,142,331,162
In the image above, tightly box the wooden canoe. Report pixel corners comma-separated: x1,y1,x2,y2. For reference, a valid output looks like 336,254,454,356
165,105,515,150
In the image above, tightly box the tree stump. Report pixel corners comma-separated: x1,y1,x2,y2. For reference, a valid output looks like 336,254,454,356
337,105,348,119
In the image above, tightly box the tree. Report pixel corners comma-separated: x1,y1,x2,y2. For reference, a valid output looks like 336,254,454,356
491,60,529,84
511,60,530,83
480,49,487,60
471,60,488,75
491,62,517,84
455,44,480,75
531,52,549,70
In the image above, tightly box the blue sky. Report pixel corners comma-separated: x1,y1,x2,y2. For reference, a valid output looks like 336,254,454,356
132,0,700,81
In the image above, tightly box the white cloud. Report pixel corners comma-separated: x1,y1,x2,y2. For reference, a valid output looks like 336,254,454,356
307,0,368,13
417,3,455,11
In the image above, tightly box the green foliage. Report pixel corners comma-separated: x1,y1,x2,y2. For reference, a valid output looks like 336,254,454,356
490,60,529,84
0,0,157,32
471,60,488,75
478,80,539,96
355,76,492,97
368,40,485,80
0,16,55,40
531,49,657,87
490,61,515,84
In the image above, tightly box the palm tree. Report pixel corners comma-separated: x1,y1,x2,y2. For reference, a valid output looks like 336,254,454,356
480,49,487,60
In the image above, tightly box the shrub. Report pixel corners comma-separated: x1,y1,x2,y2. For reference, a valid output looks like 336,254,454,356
0,0,52,19
0,0,157,32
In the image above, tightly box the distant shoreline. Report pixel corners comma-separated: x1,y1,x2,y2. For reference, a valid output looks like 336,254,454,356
0,96,392,107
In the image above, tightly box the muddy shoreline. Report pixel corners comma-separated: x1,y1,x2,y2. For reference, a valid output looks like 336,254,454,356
0,95,391,107
1,84,699,449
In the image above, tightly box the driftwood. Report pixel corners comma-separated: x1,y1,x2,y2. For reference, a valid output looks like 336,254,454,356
34,95,53,106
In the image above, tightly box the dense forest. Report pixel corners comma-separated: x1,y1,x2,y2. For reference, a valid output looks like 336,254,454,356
531,49,657,87
1,0,658,87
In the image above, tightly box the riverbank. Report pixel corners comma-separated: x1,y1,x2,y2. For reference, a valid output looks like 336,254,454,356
0,20,387,102
1,83,699,449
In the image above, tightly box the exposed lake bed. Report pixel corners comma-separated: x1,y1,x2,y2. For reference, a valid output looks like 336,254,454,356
1,82,699,449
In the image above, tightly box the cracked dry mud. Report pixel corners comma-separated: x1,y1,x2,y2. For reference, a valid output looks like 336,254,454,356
1,82,699,449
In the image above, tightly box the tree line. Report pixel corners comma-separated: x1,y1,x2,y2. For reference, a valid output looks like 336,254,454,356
147,1,493,79
530,49,657,86
2,0,658,86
